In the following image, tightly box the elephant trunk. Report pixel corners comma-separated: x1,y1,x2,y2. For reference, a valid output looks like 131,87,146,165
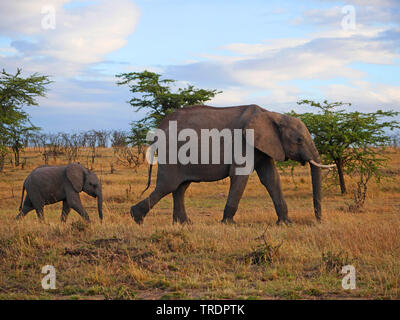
310,162,322,221
305,142,324,221
97,189,103,221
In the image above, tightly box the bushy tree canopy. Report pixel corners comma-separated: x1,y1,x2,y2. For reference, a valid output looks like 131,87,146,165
288,100,399,194
0,69,51,169
116,70,221,129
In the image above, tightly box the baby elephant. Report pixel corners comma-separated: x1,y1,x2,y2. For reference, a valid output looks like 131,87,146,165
16,163,103,222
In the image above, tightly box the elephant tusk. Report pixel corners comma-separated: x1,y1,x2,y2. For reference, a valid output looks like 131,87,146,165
309,160,336,169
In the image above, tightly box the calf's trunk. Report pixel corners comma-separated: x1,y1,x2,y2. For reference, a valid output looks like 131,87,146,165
97,190,103,221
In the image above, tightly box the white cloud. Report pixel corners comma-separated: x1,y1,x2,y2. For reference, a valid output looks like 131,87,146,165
0,0,140,75
167,21,400,112
42,0,139,65
209,87,252,106
0,0,140,130
297,0,399,28
174,27,398,87
0,46,18,57
323,81,400,110
0,0,68,35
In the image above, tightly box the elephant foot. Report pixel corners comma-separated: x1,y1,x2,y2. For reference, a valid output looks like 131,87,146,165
221,217,236,225
15,213,23,220
131,205,144,225
276,218,292,226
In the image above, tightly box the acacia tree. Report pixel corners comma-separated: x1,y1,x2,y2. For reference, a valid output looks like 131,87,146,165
289,100,399,194
127,120,148,161
116,70,221,144
8,124,39,166
0,68,51,170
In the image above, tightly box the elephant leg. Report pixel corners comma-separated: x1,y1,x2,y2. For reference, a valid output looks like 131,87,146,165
221,174,249,223
67,194,90,222
61,200,71,223
34,206,45,221
25,190,45,221
130,186,174,224
16,197,35,219
256,157,290,225
172,182,191,224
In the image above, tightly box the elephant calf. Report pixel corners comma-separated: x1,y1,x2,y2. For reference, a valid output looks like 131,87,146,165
16,163,103,222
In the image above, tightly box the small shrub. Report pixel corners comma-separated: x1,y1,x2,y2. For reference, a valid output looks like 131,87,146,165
321,250,351,273
71,220,88,233
62,285,85,296
243,234,282,265
303,287,323,297
150,229,192,253
113,285,137,300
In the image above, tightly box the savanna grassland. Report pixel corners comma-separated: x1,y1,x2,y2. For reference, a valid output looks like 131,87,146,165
0,147,399,300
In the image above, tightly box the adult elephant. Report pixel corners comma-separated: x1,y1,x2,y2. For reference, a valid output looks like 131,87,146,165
131,104,333,225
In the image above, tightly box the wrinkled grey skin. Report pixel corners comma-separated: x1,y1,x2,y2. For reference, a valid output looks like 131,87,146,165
16,163,103,222
131,104,322,225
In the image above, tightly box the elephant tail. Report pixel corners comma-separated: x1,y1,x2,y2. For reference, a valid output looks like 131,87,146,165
18,182,26,211
140,164,153,196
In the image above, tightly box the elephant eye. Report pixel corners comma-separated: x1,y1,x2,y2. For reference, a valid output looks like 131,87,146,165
296,137,303,144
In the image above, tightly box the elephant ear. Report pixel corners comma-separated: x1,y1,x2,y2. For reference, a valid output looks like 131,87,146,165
244,111,285,161
66,163,84,192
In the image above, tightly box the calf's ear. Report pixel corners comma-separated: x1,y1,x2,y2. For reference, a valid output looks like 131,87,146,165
66,163,84,192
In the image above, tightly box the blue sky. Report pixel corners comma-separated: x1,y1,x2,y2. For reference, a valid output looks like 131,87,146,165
0,0,399,132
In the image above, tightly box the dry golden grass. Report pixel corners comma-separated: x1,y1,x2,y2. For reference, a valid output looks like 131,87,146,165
0,147,399,299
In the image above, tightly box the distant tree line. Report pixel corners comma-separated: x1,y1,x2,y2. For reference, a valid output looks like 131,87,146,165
27,130,133,166
1,128,153,172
